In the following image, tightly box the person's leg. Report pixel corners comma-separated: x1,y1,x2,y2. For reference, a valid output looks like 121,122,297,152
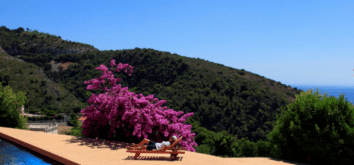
133,139,150,147
146,141,156,151
127,144,147,150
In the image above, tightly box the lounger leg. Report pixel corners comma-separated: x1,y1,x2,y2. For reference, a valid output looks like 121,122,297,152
170,154,177,160
134,153,140,159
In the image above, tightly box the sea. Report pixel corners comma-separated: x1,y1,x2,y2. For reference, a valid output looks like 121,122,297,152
290,85,354,105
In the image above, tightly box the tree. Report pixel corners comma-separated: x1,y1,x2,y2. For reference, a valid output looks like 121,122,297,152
44,63,52,72
40,80,47,86
210,131,238,157
73,106,82,114
69,121,85,137
15,27,24,33
0,83,28,130
267,88,354,165
0,72,10,86
238,69,246,75
45,110,57,117
68,111,79,127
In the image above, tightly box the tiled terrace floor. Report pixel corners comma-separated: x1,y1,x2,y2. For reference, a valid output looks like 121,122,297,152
0,126,312,165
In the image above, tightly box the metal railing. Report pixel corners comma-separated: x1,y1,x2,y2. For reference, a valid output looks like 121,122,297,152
45,126,58,133
27,119,59,134
44,120,58,134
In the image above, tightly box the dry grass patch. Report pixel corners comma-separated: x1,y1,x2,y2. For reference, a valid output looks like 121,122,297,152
58,126,73,134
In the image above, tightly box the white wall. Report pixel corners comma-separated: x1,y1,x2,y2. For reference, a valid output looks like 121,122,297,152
27,121,58,134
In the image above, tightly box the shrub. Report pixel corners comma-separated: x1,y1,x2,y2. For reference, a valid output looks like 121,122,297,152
30,77,38,83
45,110,56,118
68,111,79,127
267,88,354,165
196,144,213,154
69,121,85,137
44,63,52,71
0,73,10,86
209,132,238,157
211,134,266,158
198,130,272,158
28,109,36,114
56,114,64,120
255,140,271,157
15,27,24,33
40,80,46,86
238,69,246,75
235,137,257,157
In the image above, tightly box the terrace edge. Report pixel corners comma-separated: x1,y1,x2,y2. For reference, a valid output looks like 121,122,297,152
0,128,79,165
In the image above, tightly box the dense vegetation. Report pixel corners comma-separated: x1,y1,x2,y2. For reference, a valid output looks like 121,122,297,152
0,26,95,52
0,26,97,68
0,50,83,114
2,26,353,164
49,47,305,143
0,26,307,143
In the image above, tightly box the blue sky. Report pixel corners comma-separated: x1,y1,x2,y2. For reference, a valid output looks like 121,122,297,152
1,0,354,88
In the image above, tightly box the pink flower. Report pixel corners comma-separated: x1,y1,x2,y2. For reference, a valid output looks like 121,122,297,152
110,59,116,67
80,59,198,151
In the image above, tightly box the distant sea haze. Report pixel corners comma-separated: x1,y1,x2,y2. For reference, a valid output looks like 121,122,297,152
291,85,354,105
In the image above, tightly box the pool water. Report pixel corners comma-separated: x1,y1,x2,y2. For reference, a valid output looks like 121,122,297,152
0,137,63,165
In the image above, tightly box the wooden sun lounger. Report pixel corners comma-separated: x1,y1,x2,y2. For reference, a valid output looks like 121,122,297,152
126,137,185,160
126,145,187,151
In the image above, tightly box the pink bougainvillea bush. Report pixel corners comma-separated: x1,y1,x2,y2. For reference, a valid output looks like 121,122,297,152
80,59,198,151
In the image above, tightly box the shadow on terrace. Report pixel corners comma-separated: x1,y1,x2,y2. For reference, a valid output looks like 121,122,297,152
63,136,184,161
64,136,134,150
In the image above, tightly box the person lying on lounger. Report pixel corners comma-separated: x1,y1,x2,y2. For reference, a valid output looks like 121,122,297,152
130,135,178,151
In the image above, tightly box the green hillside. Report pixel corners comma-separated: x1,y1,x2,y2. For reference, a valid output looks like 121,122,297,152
54,48,306,141
0,46,83,114
0,25,305,143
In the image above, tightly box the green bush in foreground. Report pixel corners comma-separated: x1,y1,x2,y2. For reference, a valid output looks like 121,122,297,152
267,88,354,165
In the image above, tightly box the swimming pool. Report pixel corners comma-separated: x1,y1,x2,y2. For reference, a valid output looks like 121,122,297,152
0,137,63,165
